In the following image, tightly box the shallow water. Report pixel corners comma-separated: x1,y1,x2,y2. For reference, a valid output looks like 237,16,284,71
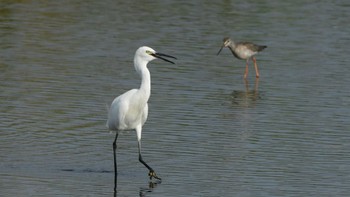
1,1,350,196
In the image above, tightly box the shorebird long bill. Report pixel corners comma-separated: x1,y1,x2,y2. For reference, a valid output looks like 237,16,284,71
151,52,177,64
217,45,224,56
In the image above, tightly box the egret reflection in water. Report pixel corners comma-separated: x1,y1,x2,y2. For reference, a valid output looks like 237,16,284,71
113,174,160,197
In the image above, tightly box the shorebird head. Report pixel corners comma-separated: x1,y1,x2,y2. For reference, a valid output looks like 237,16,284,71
222,37,232,47
217,37,233,55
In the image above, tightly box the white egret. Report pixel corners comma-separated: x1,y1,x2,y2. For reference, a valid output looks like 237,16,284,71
107,46,176,183
217,37,267,79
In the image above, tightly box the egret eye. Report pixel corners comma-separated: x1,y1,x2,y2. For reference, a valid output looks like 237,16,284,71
146,50,152,55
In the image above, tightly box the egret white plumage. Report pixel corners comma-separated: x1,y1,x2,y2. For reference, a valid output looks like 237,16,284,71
107,46,176,184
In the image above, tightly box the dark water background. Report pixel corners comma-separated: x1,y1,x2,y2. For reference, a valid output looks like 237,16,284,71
1,1,350,196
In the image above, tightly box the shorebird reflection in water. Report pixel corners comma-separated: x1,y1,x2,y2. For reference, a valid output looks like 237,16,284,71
217,37,267,79
231,78,261,108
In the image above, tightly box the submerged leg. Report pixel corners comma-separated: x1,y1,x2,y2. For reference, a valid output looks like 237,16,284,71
244,59,249,79
253,57,260,78
113,132,118,191
138,140,161,180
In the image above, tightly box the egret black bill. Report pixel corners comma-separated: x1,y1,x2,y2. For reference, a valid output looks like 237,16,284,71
152,52,177,64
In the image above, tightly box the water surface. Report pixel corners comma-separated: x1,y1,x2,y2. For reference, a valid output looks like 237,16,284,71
1,1,350,196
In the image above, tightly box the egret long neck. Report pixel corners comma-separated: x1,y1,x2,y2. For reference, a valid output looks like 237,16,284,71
139,67,151,98
134,58,151,100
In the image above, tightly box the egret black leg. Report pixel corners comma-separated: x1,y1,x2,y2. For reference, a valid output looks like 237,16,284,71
137,141,161,180
113,132,118,191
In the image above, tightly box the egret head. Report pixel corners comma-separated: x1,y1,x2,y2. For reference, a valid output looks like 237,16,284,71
136,46,176,64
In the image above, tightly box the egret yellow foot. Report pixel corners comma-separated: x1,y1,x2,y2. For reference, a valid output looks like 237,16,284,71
148,170,161,180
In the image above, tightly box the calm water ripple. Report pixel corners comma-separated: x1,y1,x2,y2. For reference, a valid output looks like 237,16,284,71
1,1,350,196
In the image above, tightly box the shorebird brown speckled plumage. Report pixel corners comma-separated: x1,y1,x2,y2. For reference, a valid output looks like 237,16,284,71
217,37,267,79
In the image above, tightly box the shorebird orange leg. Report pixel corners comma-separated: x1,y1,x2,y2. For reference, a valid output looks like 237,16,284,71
253,57,260,78
244,59,249,79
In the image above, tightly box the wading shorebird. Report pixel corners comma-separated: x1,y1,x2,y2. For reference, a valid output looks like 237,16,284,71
217,37,267,79
107,46,176,189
